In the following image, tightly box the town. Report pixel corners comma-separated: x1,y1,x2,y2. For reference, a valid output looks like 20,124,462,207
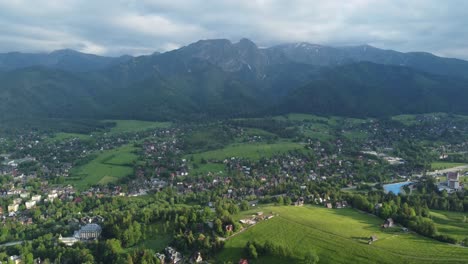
0,114,467,263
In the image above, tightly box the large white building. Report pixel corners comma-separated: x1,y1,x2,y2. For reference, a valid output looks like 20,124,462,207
74,223,102,240
447,172,460,189
59,223,102,246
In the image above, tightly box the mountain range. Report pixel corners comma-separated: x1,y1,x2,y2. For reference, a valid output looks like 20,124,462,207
1,38,468,122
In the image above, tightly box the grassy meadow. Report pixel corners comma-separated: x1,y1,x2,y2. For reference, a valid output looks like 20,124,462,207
47,132,91,142
431,210,468,240
217,206,468,264
189,141,306,162
67,144,138,189
185,141,306,175
106,120,171,134
431,162,467,170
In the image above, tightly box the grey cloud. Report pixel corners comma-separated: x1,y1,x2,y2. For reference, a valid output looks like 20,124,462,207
0,0,467,59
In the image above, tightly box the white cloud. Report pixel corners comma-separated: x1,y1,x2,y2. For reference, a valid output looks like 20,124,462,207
0,0,467,59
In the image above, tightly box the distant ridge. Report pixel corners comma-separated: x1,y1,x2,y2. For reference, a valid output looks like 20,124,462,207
1,38,468,122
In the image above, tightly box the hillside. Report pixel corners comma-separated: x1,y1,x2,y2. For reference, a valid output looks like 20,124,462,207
0,49,131,72
280,62,468,117
2,39,468,123
217,206,468,264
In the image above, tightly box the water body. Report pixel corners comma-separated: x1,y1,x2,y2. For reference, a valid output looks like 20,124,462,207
383,181,412,194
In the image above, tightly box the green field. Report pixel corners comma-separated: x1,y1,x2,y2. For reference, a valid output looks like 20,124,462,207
392,114,420,126
48,132,91,142
431,210,468,240
188,141,306,162
273,113,332,122
431,162,467,170
106,120,171,134
189,162,226,175
67,144,138,188
217,206,468,264
241,128,276,138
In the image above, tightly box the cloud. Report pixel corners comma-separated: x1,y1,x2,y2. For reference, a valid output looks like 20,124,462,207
0,0,467,59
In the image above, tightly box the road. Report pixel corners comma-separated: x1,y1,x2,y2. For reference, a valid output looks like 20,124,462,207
0,240,24,247
426,165,468,176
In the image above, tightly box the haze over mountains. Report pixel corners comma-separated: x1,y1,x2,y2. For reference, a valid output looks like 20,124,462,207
1,38,468,122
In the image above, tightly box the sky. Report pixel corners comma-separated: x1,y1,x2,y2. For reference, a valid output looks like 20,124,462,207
1,0,467,59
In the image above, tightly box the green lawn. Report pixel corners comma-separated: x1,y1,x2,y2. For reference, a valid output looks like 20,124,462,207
431,210,468,240
392,114,419,126
343,130,369,140
217,206,468,264
273,113,331,122
106,120,171,134
188,141,306,162
67,144,138,189
241,128,276,138
47,132,91,142
431,162,467,170
190,162,226,175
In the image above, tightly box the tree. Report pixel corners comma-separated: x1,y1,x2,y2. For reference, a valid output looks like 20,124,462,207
214,218,223,235
240,200,249,211
276,196,284,206
247,244,258,259
303,250,319,264
24,253,34,264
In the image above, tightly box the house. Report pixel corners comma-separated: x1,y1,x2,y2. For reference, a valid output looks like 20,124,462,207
240,219,256,225
165,247,183,264
239,259,249,264
59,235,79,246
382,218,394,228
225,224,233,232
368,235,378,244
8,204,19,213
190,251,203,263
335,201,348,209
294,197,304,206
155,253,165,264
447,172,460,189
31,195,41,202
9,255,22,264
25,200,36,209
47,193,58,201
325,203,332,209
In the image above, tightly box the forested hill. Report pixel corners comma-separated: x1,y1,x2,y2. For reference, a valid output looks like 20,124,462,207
1,38,468,122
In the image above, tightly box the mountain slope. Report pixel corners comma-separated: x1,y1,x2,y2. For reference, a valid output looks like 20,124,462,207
0,50,131,72
270,43,468,79
280,62,468,117
2,39,468,122
0,67,106,120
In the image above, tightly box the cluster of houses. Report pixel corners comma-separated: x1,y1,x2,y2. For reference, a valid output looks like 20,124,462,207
361,151,405,165
1,185,76,219
239,211,275,226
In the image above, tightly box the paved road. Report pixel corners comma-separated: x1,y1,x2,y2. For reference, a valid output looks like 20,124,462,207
426,165,468,176
0,241,24,247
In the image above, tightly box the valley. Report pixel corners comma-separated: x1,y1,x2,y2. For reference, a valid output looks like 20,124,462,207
0,113,467,263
